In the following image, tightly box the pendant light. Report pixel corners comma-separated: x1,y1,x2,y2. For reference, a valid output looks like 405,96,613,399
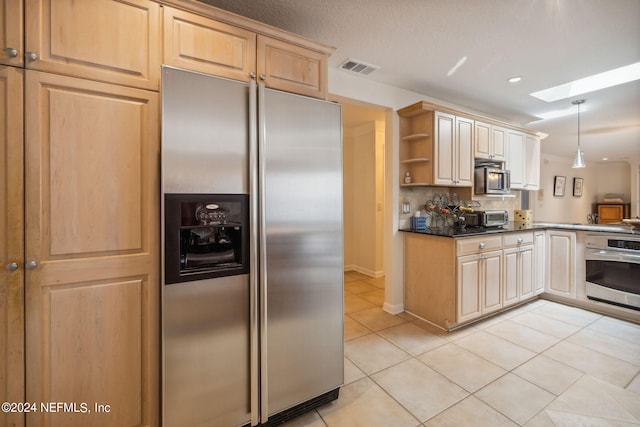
572,99,586,168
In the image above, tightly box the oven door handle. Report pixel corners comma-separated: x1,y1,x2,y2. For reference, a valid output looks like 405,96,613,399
586,249,640,264
620,252,640,264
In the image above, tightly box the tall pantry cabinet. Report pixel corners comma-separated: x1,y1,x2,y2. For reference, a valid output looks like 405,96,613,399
2,1,161,426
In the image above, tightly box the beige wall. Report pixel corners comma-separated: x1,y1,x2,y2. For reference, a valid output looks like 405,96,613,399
532,154,632,223
343,121,385,277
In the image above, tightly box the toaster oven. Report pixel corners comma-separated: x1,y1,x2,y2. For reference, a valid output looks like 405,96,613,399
464,210,509,228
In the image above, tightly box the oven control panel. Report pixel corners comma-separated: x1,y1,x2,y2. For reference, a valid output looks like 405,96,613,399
586,234,640,252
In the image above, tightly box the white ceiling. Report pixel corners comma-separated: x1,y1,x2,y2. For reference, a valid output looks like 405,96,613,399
199,0,640,163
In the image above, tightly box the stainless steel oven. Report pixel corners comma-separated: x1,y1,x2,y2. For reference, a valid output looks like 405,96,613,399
585,234,640,311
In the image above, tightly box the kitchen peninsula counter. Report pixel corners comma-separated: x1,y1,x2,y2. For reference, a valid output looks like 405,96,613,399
402,220,639,330
400,221,639,237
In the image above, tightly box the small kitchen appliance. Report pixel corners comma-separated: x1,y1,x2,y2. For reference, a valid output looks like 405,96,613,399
464,210,509,227
474,165,511,195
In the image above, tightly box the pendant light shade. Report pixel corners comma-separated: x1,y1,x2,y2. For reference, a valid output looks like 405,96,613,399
572,99,586,168
572,148,586,168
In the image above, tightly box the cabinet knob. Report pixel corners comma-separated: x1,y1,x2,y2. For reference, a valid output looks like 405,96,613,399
517,237,523,243
6,262,19,271
25,52,38,62
25,260,39,270
479,242,485,249
260,74,266,81
250,72,257,79
4,47,18,58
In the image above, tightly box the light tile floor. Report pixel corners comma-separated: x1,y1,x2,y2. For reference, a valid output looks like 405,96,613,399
281,271,640,427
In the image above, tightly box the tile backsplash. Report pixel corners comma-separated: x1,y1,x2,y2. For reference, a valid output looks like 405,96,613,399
399,187,522,229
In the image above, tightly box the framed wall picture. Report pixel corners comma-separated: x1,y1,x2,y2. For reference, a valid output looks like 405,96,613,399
573,177,583,197
553,175,566,197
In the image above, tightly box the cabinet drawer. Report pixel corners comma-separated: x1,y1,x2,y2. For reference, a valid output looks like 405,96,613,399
502,232,534,247
456,235,502,256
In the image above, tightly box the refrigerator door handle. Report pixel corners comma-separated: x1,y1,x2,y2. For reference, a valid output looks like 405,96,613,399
257,81,269,424
248,79,260,426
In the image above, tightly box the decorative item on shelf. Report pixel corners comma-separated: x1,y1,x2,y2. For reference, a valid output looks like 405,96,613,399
553,175,566,197
571,99,586,168
573,177,583,197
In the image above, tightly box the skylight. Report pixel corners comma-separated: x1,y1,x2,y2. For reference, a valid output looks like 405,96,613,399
529,105,589,122
530,62,640,102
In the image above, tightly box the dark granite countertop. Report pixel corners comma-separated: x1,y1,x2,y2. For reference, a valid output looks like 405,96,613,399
400,221,640,237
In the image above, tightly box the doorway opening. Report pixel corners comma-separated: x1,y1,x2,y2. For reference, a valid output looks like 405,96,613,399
330,95,387,304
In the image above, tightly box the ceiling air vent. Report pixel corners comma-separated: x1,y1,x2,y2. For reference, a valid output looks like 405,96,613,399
339,58,380,76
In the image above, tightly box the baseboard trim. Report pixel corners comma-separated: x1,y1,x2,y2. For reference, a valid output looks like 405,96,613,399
344,265,384,278
383,301,404,315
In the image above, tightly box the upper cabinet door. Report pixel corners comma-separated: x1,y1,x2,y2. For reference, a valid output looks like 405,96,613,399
0,0,23,66
524,134,540,190
434,112,455,185
506,129,525,189
491,125,506,161
257,35,328,99
25,0,161,90
455,116,474,186
474,121,491,159
163,7,256,82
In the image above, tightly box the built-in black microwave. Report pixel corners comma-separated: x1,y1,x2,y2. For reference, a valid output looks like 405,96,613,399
474,167,511,195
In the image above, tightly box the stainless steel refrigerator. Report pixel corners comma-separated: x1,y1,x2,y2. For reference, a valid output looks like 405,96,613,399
161,66,344,427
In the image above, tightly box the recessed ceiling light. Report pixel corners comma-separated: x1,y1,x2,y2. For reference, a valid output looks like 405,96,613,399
508,76,522,83
602,157,608,161
530,62,640,102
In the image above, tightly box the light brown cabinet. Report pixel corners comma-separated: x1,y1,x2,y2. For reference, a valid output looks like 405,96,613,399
163,6,257,82
257,35,328,99
3,1,333,425
163,6,330,98
0,0,23,67
404,231,543,330
397,102,473,188
0,65,25,427
398,101,540,193
24,71,160,427
2,1,161,425
398,106,433,186
25,0,162,90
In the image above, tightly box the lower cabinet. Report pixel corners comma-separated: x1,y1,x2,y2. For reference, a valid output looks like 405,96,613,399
533,232,546,295
546,230,576,298
457,250,502,323
503,244,534,306
404,230,542,330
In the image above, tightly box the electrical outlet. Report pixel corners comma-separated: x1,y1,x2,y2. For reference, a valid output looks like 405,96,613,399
401,202,410,214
